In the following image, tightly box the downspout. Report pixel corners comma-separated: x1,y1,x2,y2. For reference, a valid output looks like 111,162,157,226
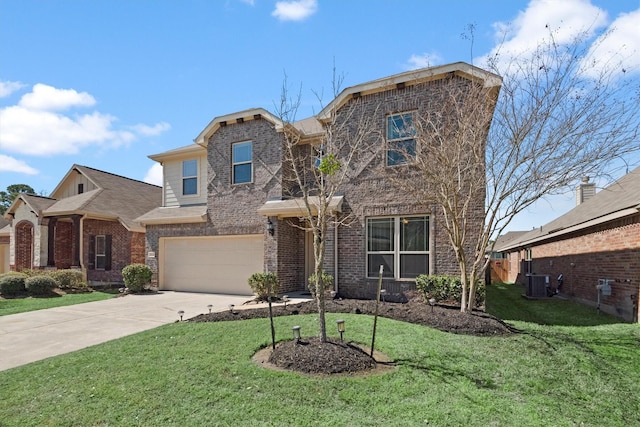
334,219,338,295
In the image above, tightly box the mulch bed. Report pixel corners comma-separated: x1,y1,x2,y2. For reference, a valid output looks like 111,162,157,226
190,297,516,376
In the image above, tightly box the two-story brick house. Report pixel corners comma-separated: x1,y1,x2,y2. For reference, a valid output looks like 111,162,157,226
137,62,501,299
4,165,162,285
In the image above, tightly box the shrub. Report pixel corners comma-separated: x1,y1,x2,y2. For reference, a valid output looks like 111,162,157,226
50,269,87,290
0,272,28,296
122,263,153,293
25,275,57,296
248,272,279,300
307,271,334,297
416,274,485,307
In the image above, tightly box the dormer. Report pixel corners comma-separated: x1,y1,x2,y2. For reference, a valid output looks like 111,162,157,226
148,144,207,207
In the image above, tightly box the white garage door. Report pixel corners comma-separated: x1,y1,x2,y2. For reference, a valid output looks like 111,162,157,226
160,235,263,295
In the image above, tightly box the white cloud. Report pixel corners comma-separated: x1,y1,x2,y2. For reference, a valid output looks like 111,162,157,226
272,0,317,21
0,154,38,175
131,122,171,136
0,80,26,98
19,83,96,111
481,0,608,68
144,163,164,186
0,83,168,157
404,52,443,70
581,8,640,77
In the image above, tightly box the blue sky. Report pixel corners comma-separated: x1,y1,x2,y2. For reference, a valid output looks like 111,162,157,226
1,0,639,232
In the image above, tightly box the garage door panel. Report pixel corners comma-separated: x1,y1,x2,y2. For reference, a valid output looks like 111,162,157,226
160,235,263,295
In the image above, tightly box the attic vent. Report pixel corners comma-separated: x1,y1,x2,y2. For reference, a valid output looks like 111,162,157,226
220,121,227,127
396,82,406,90
253,114,262,120
237,117,244,124
78,183,84,194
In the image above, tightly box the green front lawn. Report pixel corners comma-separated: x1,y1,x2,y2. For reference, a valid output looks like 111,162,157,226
0,284,638,426
0,291,116,316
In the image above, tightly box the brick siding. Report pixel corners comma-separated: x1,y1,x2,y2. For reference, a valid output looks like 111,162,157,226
83,219,137,284
529,215,640,322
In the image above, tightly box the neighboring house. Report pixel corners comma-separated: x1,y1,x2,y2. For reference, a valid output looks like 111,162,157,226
0,217,9,274
489,231,528,283
137,62,502,299
4,165,162,285
495,169,640,322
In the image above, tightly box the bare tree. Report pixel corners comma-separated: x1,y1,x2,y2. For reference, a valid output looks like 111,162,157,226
275,72,381,341
391,29,640,312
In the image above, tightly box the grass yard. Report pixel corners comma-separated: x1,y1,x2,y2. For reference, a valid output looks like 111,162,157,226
0,283,638,426
0,290,116,316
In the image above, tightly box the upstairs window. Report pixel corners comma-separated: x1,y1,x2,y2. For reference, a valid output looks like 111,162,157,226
232,141,253,184
182,160,198,195
367,216,429,279
386,112,416,166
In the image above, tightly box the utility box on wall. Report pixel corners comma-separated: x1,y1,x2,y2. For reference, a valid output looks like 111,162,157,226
597,279,613,296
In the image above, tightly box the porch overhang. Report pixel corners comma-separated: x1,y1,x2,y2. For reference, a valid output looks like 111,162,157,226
134,205,208,225
257,196,344,218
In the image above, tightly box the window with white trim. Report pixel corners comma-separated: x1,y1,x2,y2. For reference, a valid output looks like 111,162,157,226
182,160,198,195
232,141,253,184
95,235,106,270
386,112,416,166
367,216,429,279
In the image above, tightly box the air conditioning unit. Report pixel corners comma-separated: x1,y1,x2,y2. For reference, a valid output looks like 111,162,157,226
526,274,549,298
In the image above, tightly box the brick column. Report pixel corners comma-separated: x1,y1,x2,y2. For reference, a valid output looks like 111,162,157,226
71,215,81,268
47,217,57,267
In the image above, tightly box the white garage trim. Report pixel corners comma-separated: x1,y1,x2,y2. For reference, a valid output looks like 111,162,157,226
159,235,263,295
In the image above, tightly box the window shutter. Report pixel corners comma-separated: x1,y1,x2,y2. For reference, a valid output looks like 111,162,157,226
88,235,95,270
105,235,112,271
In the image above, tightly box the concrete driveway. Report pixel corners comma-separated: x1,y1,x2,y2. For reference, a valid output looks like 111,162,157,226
0,291,305,372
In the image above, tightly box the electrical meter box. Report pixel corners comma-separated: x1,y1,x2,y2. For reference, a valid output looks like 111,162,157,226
597,279,613,296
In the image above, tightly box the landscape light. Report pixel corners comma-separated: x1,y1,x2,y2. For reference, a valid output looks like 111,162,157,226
336,319,345,342
292,325,301,342
429,298,436,312
207,304,213,313
178,310,185,321
228,304,235,313
282,295,289,308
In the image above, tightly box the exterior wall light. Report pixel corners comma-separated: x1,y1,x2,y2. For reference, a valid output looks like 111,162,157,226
336,319,345,342
292,325,301,342
266,218,275,236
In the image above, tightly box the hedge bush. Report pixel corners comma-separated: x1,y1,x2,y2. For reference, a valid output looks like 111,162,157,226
50,269,87,290
307,271,334,297
122,263,153,293
0,272,28,296
247,272,279,300
25,275,57,296
415,274,485,307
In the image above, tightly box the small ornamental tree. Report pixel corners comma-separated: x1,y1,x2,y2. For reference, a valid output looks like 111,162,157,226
122,264,153,293
248,272,279,301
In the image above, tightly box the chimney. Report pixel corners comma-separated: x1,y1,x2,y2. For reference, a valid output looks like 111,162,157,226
576,176,596,205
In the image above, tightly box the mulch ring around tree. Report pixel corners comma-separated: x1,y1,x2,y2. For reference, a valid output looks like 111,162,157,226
190,297,516,376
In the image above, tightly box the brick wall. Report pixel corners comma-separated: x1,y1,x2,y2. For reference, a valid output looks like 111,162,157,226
329,79,484,300
529,215,640,322
14,220,33,270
